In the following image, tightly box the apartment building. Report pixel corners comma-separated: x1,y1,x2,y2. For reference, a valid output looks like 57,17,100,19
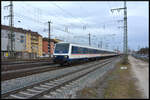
1,25,42,59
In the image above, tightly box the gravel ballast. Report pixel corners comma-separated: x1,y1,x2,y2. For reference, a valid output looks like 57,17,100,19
1,59,103,94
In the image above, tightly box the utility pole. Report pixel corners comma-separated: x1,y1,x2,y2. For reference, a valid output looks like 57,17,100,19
4,1,15,58
48,21,51,58
111,1,128,63
88,33,91,46
98,44,99,48
100,41,102,48
124,1,128,63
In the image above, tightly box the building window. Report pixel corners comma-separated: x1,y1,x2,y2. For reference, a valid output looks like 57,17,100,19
20,40,24,43
21,35,24,38
1,32,6,38
20,35,24,43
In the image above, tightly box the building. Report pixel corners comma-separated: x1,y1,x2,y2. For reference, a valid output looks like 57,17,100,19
1,25,42,59
42,37,61,57
26,30,43,58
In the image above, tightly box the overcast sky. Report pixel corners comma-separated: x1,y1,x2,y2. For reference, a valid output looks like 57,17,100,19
1,1,149,52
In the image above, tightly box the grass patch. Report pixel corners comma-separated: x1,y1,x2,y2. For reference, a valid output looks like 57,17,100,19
104,59,142,99
76,58,142,99
132,56,149,63
78,87,98,98
138,58,149,63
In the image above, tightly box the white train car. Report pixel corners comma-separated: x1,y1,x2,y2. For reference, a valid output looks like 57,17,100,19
53,42,117,64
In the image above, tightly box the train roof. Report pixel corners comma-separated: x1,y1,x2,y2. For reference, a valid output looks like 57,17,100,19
56,42,116,53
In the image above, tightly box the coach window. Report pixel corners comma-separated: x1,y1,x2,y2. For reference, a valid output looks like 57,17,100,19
96,50,98,54
97,50,99,54
89,49,91,54
88,49,91,54
99,50,102,54
87,48,89,54
84,48,87,54
81,48,83,54
77,47,80,54
93,49,96,54
102,51,105,54
83,47,85,54
90,49,92,54
76,47,79,54
91,49,93,54
72,46,77,54
82,47,85,54
83,48,85,54
92,49,94,54
80,47,83,54
94,49,96,54
78,47,82,54
78,47,81,54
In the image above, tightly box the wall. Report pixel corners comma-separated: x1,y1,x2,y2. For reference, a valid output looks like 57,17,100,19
1,29,9,51
42,40,55,56
1,25,44,59
26,32,32,53
14,31,26,51
1,29,26,52
42,40,48,55
38,36,43,57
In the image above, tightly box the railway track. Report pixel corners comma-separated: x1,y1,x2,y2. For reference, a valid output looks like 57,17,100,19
2,59,51,65
2,56,115,81
2,61,54,72
1,64,60,81
2,56,120,99
1,60,93,81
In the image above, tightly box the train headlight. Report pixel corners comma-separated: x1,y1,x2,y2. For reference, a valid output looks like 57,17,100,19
64,56,68,58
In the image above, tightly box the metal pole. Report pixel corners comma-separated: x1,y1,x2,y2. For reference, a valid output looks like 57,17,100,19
110,1,128,63
48,21,51,58
100,41,102,48
10,1,14,57
88,33,91,46
4,1,15,58
123,1,128,62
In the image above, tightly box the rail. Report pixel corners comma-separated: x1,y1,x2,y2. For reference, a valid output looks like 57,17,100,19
2,56,120,99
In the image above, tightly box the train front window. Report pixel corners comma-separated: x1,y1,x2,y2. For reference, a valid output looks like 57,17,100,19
54,43,69,53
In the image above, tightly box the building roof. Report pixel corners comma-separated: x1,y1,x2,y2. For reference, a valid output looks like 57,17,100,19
1,25,42,37
43,37,62,43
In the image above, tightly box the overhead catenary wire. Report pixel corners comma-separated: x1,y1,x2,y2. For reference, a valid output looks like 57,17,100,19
21,2,120,34
15,3,88,34
2,2,123,48
51,3,86,25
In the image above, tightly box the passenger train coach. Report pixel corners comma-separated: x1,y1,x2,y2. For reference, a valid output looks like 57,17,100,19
53,42,118,65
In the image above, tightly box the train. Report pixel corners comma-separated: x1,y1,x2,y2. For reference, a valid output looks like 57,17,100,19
53,42,118,65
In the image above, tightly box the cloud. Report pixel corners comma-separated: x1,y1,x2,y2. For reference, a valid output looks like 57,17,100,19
1,1,149,51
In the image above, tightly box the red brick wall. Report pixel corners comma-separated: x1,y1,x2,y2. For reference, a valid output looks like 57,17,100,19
42,41,48,54
42,40,55,55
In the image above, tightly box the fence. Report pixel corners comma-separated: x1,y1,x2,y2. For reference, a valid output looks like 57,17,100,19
1,51,40,61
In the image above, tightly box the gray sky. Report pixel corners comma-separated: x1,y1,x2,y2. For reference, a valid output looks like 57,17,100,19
1,1,149,52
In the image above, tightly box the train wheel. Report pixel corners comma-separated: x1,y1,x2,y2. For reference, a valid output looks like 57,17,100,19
60,63,64,66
